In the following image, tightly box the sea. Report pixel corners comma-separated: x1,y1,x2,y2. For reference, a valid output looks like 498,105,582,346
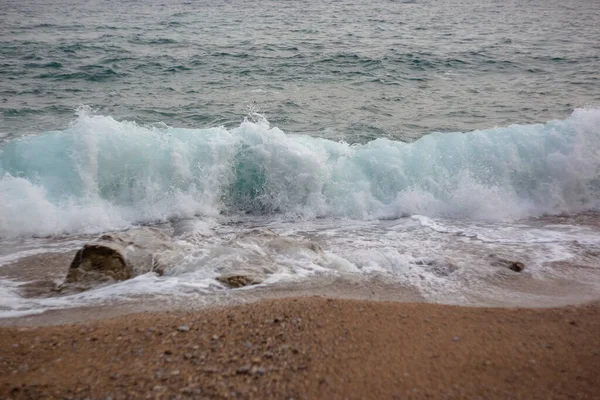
1,0,600,322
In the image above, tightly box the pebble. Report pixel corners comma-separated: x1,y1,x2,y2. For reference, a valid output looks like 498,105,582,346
177,325,190,332
251,366,266,376
452,336,460,342
236,365,251,374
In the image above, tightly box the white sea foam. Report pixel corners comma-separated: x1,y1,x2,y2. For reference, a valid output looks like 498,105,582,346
1,214,600,319
1,107,600,238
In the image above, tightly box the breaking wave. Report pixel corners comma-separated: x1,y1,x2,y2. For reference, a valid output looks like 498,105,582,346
1,107,599,237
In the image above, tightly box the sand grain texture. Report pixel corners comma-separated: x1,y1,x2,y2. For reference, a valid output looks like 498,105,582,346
1,297,599,399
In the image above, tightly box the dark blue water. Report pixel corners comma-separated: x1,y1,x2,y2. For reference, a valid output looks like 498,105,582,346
2,0,599,141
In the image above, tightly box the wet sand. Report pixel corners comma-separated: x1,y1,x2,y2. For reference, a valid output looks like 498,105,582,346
1,297,599,399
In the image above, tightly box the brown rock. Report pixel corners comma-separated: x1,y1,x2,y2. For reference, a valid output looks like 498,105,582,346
62,228,183,290
488,254,526,272
216,275,262,288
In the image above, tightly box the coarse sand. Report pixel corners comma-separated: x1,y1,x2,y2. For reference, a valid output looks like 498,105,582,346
1,297,599,399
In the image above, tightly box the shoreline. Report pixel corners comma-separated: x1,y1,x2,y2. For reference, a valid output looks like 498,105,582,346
2,297,599,399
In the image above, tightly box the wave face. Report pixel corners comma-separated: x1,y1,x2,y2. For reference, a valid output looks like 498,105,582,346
1,108,600,237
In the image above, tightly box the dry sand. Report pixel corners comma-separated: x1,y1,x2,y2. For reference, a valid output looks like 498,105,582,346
1,297,599,399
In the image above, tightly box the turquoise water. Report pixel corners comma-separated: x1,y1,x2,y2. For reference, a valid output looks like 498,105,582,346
1,108,600,237
1,0,599,140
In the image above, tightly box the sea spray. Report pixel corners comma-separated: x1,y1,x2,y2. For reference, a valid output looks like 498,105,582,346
1,107,600,238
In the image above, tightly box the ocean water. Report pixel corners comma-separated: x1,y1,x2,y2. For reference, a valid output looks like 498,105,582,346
1,0,600,320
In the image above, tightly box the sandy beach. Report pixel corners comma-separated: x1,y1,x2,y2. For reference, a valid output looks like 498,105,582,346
1,297,599,399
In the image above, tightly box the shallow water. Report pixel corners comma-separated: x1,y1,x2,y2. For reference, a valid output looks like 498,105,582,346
1,213,599,323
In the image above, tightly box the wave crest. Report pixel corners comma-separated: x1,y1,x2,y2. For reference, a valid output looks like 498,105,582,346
1,107,599,237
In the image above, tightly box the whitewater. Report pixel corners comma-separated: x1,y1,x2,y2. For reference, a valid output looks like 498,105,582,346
2,107,600,238
1,108,600,320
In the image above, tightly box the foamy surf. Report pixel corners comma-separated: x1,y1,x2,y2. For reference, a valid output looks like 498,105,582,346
1,108,600,320
1,107,600,238
1,213,600,321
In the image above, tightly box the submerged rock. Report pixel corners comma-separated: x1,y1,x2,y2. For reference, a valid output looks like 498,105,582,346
62,228,183,290
65,242,131,283
488,254,526,272
412,258,458,277
212,229,325,288
216,274,262,288
508,262,525,272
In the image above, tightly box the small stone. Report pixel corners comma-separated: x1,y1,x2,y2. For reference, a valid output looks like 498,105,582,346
184,353,193,360
488,255,525,272
211,335,219,341
216,274,260,288
452,336,460,342
251,366,265,376
251,356,261,364
177,325,190,332
236,365,251,374
171,370,180,375
153,385,166,392
273,316,283,323
509,262,525,272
